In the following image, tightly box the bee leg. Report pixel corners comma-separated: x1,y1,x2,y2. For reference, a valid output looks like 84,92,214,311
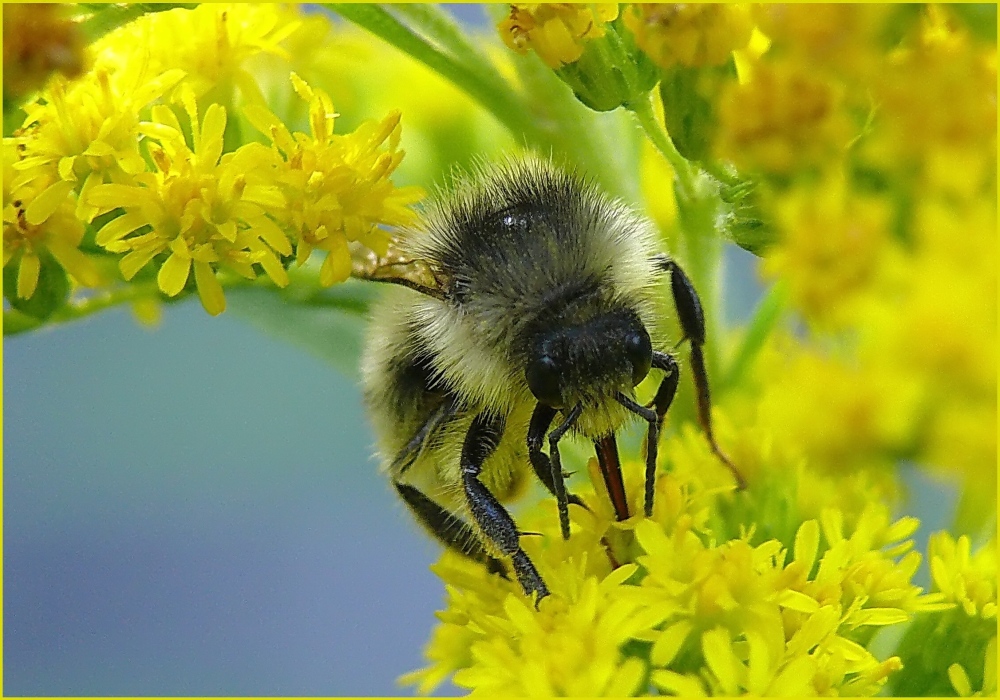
544,403,584,540
614,393,659,517
462,411,549,602
390,395,461,474
664,259,747,490
527,403,587,539
393,482,507,577
649,351,679,435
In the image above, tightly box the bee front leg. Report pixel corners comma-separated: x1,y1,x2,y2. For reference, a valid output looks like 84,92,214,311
462,411,549,602
527,403,586,541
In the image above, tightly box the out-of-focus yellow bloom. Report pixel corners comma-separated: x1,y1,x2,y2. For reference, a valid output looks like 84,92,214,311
761,176,891,325
929,533,996,620
714,58,852,176
498,4,619,69
751,4,892,81
2,3,85,101
89,3,303,105
756,347,921,471
87,94,290,315
244,73,423,287
948,636,997,697
623,3,753,70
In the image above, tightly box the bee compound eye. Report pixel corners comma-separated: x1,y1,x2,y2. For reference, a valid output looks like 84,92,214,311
526,354,564,408
625,327,652,386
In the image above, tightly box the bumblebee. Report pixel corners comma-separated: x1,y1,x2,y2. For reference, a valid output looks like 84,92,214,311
360,156,743,601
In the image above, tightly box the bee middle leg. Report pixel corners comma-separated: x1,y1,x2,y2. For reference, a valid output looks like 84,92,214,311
614,392,659,517
462,411,549,602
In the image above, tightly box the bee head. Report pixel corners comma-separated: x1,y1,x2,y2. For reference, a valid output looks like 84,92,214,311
525,309,652,409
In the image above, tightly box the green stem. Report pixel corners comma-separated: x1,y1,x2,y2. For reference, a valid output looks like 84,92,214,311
626,93,696,199
325,4,540,143
720,281,788,392
628,94,728,376
4,280,162,335
2,262,374,336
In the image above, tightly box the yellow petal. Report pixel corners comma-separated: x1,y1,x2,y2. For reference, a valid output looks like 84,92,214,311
24,180,74,225
787,605,839,656
253,245,289,288
252,216,292,256
775,589,821,613
194,261,225,315
199,103,227,166
75,171,104,223
319,236,351,286
851,608,910,626
157,251,191,297
651,620,692,667
651,670,706,697
768,654,817,696
745,630,771,695
702,627,740,695
794,519,820,573
120,243,161,282
95,211,149,247
47,239,100,287
17,253,40,298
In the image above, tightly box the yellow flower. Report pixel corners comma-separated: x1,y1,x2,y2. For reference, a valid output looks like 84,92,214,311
498,4,620,69
408,430,938,696
13,65,184,223
623,3,754,70
3,141,99,298
2,3,85,101
87,94,290,316
244,73,424,287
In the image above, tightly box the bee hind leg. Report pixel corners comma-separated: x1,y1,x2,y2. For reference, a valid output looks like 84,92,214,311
462,411,549,604
662,259,746,489
390,395,461,474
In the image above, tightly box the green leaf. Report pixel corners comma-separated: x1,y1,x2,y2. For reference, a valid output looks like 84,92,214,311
950,3,998,43
325,3,539,143
3,250,71,320
658,64,732,164
72,3,198,43
720,281,788,392
385,5,503,88
226,279,380,378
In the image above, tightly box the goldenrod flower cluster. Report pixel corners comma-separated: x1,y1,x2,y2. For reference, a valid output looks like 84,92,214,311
402,4,994,696
5,4,994,697
4,4,421,317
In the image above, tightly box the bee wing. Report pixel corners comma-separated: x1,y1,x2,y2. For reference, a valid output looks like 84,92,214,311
351,243,449,300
